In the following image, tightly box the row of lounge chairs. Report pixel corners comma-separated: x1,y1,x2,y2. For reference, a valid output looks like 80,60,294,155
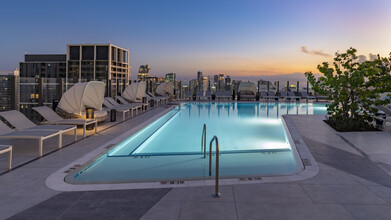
184,90,327,101
258,91,326,101
0,109,97,158
0,81,171,170
184,90,232,100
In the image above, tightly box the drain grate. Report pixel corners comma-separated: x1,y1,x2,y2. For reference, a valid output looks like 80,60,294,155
64,164,81,173
160,181,185,185
302,159,312,166
239,177,262,181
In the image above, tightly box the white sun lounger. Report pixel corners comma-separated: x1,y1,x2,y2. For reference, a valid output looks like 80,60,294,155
115,96,147,113
102,99,130,120
0,110,77,142
0,145,12,170
216,91,230,100
147,92,167,104
267,91,279,100
0,120,61,157
184,90,193,100
288,91,300,100
196,91,204,100
376,105,391,127
300,91,316,100
106,97,144,116
32,106,98,138
145,94,161,107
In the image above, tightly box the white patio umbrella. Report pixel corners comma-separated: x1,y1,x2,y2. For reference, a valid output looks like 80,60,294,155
122,82,147,101
57,81,105,115
156,82,174,96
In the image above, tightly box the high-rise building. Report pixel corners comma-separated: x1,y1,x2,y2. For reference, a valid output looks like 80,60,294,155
189,79,197,92
19,43,130,120
20,54,66,78
0,69,19,112
165,73,176,83
225,75,231,91
67,44,130,97
218,73,224,91
197,71,203,91
19,54,67,119
137,64,150,82
202,77,208,92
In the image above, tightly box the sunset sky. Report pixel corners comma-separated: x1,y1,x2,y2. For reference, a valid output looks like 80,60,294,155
0,0,390,80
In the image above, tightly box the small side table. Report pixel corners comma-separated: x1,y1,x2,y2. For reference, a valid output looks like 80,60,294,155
0,145,12,171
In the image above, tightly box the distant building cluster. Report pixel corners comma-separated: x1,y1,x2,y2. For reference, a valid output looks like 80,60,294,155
0,69,19,111
0,42,314,120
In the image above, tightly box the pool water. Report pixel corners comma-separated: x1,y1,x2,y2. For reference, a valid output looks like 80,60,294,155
67,102,327,184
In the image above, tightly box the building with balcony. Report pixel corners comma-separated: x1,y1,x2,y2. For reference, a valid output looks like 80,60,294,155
0,69,19,112
67,44,130,97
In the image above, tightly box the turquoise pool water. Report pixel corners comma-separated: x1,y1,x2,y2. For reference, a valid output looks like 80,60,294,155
67,102,327,184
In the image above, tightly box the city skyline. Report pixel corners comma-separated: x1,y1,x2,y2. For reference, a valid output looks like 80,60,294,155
1,0,390,80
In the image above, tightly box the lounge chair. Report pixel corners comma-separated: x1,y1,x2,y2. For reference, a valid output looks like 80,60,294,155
115,96,145,114
259,91,269,100
0,120,61,157
300,91,316,101
102,99,131,120
196,91,204,100
55,81,108,123
288,91,300,100
0,110,77,142
0,145,12,170
205,91,212,100
32,106,98,138
111,96,146,113
238,82,257,101
315,94,328,102
184,90,193,100
147,92,167,105
145,93,161,107
216,91,231,100
267,91,279,100
106,96,145,113
376,105,391,127
279,91,290,100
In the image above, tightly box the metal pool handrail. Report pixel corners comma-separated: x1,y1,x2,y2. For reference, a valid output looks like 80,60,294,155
201,124,206,158
209,135,221,198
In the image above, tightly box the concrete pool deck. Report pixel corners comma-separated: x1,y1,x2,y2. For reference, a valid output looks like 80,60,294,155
1,106,391,219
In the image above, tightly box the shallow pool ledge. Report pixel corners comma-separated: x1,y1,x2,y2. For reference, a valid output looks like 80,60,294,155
46,113,319,191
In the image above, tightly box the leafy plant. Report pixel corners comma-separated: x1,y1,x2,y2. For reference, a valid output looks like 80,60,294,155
305,48,391,131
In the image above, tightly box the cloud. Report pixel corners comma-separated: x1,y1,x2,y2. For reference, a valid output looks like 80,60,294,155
301,46,330,57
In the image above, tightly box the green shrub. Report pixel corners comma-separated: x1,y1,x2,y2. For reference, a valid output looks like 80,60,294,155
305,48,391,131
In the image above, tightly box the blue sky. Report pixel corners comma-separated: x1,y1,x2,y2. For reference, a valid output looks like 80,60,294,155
0,0,390,80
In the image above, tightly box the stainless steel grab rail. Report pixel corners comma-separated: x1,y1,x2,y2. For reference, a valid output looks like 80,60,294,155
201,124,206,158
209,136,221,198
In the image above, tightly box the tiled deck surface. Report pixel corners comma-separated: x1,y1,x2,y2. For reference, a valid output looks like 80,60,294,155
1,107,391,219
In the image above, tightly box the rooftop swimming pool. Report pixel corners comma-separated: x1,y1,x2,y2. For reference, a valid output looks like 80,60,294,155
66,102,327,184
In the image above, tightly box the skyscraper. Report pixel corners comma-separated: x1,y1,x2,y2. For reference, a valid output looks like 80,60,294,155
19,54,66,119
165,73,176,83
0,69,19,112
19,43,131,119
197,71,203,91
67,44,130,97
137,65,150,82
225,75,231,91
